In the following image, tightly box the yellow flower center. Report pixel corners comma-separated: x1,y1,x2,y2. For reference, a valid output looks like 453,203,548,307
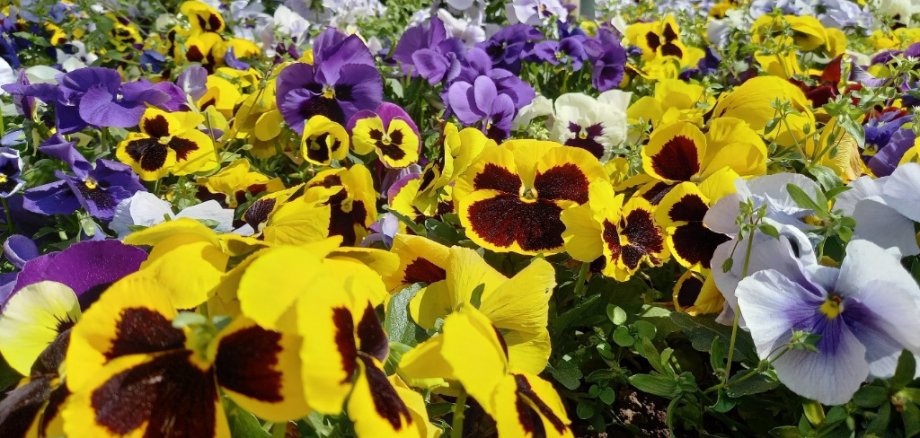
578,131,588,139
322,86,336,99
158,135,174,145
520,186,538,201
819,296,843,319
84,177,98,190
0,174,7,184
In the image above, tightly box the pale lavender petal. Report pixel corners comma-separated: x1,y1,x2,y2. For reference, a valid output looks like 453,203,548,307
472,75,497,114
2,235,38,269
412,49,449,84
78,87,145,128
850,198,920,256
447,81,478,124
883,162,920,222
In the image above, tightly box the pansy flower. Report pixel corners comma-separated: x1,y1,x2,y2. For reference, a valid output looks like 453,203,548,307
383,234,450,292
24,136,146,222
415,123,493,214
447,75,516,141
180,1,226,35
116,107,219,181
393,17,464,85
275,29,382,134
236,245,431,437
625,15,702,69
62,272,309,436
641,119,767,188
737,240,920,405
0,146,24,197
196,158,285,208
710,76,815,148
302,115,350,166
400,306,573,437
109,192,234,238
409,245,556,373
654,168,737,271
562,193,668,281
454,140,609,255
549,90,630,160
582,28,628,92
477,24,543,74
349,103,421,168
627,78,713,130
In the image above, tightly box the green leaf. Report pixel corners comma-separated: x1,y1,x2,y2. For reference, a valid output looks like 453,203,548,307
383,284,425,345
709,336,725,372
224,397,271,438
759,223,780,239
786,184,823,213
803,400,825,426
550,359,583,391
0,354,20,392
612,325,634,347
629,374,679,398
866,401,891,435
892,349,916,390
633,320,657,339
824,406,847,425
576,401,595,419
670,313,757,363
903,402,920,438
606,304,627,325
808,165,843,194
470,283,485,309
711,389,736,413
599,387,616,405
853,385,889,408
726,373,779,397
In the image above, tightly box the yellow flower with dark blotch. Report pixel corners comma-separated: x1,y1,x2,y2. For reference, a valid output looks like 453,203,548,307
180,0,225,35
197,158,286,208
45,23,68,46
400,307,573,437
184,31,223,70
109,15,142,52
415,124,493,214
383,234,450,292
0,281,80,376
625,15,702,69
302,116,350,166
672,270,724,316
454,140,609,255
388,175,424,231
230,78,290,158
408,246,556,374
245,167,378,247
641,118,766,187
654,168,737,271
197,74,243,117
350,103,421,168
562,191,668,281
235,246,430,437
62,273,309,437
804,117,865,183
710,76,815,148
116,108,218,181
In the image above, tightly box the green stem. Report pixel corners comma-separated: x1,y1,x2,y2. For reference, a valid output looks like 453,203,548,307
573,262,590,296
1,197,13,235
722,222,757,386
451,390,468,438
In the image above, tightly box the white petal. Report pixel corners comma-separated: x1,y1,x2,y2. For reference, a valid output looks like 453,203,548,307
850,198,920,256
176,200,235,232
883,162,920,222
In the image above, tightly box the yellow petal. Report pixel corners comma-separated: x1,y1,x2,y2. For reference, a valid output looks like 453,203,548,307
0,281,80,375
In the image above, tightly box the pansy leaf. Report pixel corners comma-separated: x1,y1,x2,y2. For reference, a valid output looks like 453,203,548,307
628,374,678,398
786,184,823,213
223,397,270,438
383,284,425,346
891,349,916,390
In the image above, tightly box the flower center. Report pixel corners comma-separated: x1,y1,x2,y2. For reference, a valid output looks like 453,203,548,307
0,174,7,184
322,86,336,99
157,135,174,145
578,130,588,140
520,186,538,200
84,177,98,190
819,295,843,319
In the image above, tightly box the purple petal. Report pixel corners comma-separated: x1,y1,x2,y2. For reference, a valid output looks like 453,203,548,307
78,87,146,128
38,134,92,177
447,81,478,124
12,240,148,309
177,65,209,101
22,179,80,216
412,49,450,84
334,64,383,121
472,75,498,112
2,234,38,269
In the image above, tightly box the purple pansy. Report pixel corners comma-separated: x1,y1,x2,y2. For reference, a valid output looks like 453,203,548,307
276,28,383,134
477,24,543,74
3,67,186,134
529,35,588,70
583,28,627,92
447,75,516,141
22,135,145,221
393,17,466,85
6,239,147,309
452,47,536,111
0,146,24,197
737,239,920,405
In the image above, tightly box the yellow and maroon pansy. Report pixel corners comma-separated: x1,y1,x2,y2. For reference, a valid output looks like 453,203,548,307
302,165,379,246
302,115,350,166
654,170,736,271
63,273,308,437
298,283,421,437
415,124,493,215
349,103,421,168
197,74,243,117
400,307,573,437
197,158,286,208
562,194,669,281
455,140,609,255
672,270,724,316
116,107,218,181
383,234,450,292
408,246,555,374
180,0,225,35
